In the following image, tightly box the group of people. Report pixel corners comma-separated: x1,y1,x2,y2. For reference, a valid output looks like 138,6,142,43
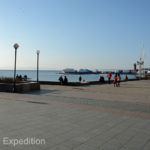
107,72,128,87
59,75,84,85
16,74,28,81
58,76,68,85
113,73,121,87
107,72,121,87
59,73,128,86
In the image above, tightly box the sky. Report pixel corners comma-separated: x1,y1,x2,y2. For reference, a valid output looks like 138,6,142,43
0,0,150,70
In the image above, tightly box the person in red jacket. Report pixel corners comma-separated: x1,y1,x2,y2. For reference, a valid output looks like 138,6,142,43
107,72,112,84
113,74,117,87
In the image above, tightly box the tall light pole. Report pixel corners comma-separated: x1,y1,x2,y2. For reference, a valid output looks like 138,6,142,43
36,50,40,82
13,43,19,92
137,57,144,79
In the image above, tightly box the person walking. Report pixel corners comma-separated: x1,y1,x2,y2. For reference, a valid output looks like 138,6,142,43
113,74,117,87
107,72,112,84
117,73,121,87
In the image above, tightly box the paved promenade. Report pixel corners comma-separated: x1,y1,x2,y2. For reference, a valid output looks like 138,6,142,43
0,80,150,150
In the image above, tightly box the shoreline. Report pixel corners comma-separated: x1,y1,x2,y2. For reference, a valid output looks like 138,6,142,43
59,72,137,75
39,77,150,86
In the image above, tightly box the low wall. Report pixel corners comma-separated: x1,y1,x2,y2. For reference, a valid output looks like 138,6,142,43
0,82,40,93
39,78,143,86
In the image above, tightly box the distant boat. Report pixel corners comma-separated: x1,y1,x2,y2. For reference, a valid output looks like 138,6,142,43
60,68,99,74
78,69,92,73
62,68,77,73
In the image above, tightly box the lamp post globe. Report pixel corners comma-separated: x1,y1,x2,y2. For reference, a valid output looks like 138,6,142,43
36,50,40,54
14,43,19,49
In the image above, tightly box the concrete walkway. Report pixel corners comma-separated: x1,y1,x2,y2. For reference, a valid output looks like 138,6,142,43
0,80,150,150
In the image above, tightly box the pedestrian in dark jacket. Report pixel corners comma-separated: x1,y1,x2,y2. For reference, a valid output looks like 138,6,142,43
64,76,68,85
59,76,63,85
79,76,82,82
99,76,105,83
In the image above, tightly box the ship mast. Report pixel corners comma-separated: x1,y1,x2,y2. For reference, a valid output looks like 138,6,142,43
137,44,144,79
137,58,144,79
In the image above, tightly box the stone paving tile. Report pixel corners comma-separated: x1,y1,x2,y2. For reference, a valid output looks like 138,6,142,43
73,144,98,150
49,145,71,150
143,140,150,150
55,139,83,150
120,136,150,150
100,143,122,150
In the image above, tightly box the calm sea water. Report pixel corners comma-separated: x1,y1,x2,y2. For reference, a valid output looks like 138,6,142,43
0,70,136,82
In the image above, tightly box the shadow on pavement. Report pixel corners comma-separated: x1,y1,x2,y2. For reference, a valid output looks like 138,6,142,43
121,86,147,89
23,89,60,95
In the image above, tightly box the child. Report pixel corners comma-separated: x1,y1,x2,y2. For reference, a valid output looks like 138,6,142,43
113,74,117,87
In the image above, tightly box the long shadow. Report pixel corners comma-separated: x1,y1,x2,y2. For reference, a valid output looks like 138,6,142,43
121,86,147,89
27,101,48,105
23,89,60,95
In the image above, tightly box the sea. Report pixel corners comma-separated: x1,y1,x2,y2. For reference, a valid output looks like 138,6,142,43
0,70,136,82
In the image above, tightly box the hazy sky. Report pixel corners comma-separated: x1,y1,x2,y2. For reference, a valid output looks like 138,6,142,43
0,0,149,70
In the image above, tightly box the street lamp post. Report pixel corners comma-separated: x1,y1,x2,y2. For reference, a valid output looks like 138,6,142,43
13,43,19,92
137,58,144,79
36,50,40,82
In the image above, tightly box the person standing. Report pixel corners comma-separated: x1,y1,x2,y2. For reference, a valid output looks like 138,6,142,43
79,76,82,82
64,76,68,85
117,73,121,87
124,75,128,81
107,72,112,84
59,76,63,85
113,74,117,87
